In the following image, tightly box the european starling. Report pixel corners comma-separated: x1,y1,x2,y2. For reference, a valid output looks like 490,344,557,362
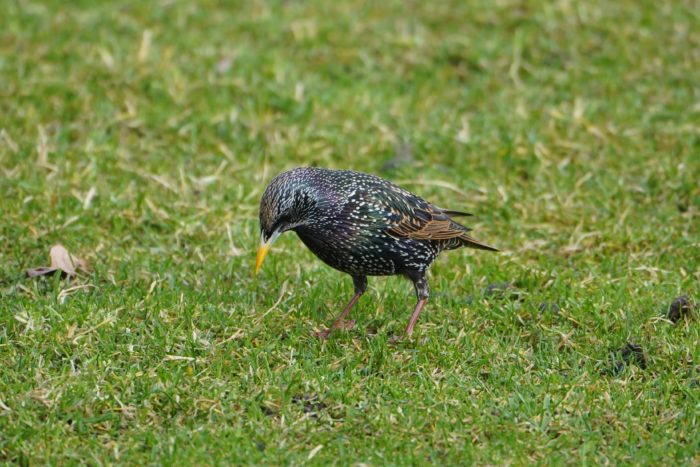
256,167,497,340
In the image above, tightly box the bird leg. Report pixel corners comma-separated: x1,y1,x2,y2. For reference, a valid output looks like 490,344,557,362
315,275,367,340
404,297,428,337
314,294,360,340
391,273,429,342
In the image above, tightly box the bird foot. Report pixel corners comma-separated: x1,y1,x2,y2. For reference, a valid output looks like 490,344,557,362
314,320,356,340
388,332,413,344
336,319,356,330
388,334,404,344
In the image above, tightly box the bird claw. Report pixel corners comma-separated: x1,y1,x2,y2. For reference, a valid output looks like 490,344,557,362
314,320,356,340
314,329,332,340
335,319,356,330
388,334,404,344
389,332,416,344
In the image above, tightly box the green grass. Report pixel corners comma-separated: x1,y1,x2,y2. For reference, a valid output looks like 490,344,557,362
1,0,699,464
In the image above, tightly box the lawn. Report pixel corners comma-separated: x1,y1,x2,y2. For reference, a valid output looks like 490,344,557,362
1,0,699,464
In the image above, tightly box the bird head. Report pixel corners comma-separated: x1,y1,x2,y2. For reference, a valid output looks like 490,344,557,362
256,169,319,274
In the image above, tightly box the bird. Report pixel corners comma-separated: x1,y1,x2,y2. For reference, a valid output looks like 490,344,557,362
255,167,497,340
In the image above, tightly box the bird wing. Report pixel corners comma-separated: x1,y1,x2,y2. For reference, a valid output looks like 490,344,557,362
377,188,498,251
385,199,470,241
338,175,497,251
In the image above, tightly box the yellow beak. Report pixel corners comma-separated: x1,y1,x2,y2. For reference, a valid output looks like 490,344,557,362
255,241,271,275
254,230,280,275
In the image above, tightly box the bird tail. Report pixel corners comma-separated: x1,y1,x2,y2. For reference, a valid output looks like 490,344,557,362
444,213,498,251
459,234,499,251
440,209,473,217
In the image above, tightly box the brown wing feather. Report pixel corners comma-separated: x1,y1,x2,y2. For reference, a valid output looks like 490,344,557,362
387,207,463,240
387,204,498,251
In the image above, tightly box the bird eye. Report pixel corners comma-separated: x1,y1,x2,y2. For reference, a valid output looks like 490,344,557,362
272,215,292,233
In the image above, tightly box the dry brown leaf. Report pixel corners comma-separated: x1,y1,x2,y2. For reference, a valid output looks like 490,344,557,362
50,244,77,275
25,266,62,278
26,244,89,279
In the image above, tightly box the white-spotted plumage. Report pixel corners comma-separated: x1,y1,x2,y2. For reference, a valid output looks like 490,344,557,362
258,167,498,339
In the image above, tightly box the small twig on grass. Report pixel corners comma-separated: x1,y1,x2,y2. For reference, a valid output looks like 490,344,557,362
163,355,195,362
0,399,11,413
226,223,243,256
58,284,97,303
72,317,116,344
253,280,289,325
216,328,245,347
